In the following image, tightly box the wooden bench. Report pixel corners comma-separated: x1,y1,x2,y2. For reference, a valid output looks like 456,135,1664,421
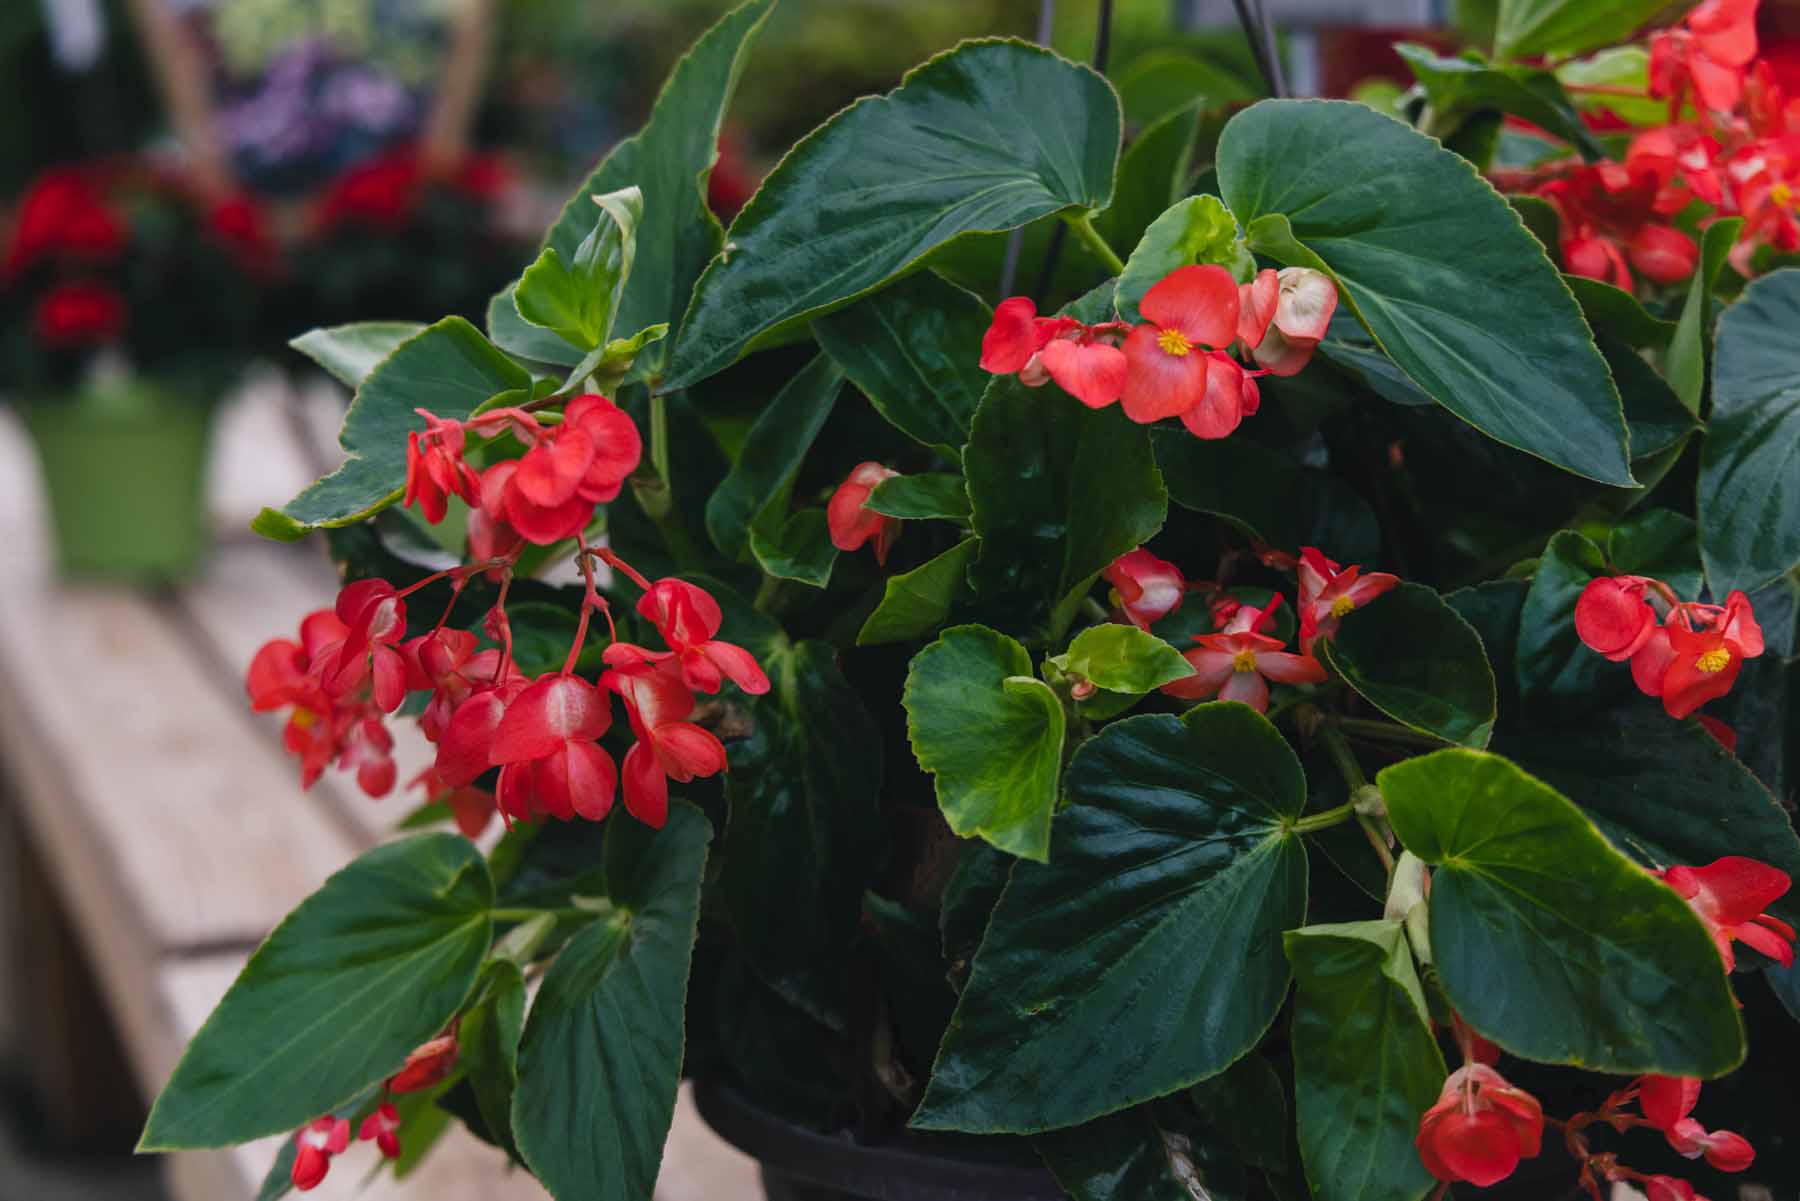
0,383,763,1200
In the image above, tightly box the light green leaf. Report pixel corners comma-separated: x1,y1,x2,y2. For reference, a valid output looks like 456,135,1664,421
1396,43,1603,160
1494,0,1676,63
904,625,1066,862
912,704,1307,1133
515,187,642,351
488,283,583,367
290,322,426,389
1116,194,1253,323
1049,623,1193,694
140,836,492,1149
857,538,978,646
1556,46,1669,126
665,39,1121,390
1380,750,1744,1076
1669,217,1743,413
1219,99,1633,486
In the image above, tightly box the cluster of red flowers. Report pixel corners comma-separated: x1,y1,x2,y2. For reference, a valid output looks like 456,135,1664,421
290,1028,459,1189
1532,0,1800,287
1413,855,1790,1197
1575,575,1764,735
977,264,1338,441
311,144,512,234
251,394,767,836
1090,543,1397,713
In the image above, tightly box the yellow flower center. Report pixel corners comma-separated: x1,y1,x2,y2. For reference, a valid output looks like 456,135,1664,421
291,706,318,729
1695,647,1731,674
1329,595,1356,619
1773,181,1795,210
1157,328,1194,357
1231,649,1259,673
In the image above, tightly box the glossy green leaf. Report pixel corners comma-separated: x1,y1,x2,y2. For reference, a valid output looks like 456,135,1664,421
289,322,426,388
1668,217,1743,413
1219,99,1633,486
515,187,641,351
538,0,776,378
1040,1106,1221,1201
1380,750,1744,1076
1318,583,1497,748
1116,194,1252,323
1187,1054,1290,1175
512,804,711,1201
1569,275,1677,349
866,473,970,521
747,508,836,588
1396,43,1602,160
140,836,492,1148
665,40,1121,390
913,704,1308,1133
904,625,1066,863
857,538,978,646
1049,623,1193,694
1608,508,1702,599
458,960,526,1158
255,318,533,540
966,375,1167,640
1603,334,1697,461
488,283,583,367
811,271,990,462
1493,0,1673,61
705,354,843,558
1700,268,1800,595
1496,709,1800,927
1285,920,1444,1201
1096,101,1204,255
721,641,885,992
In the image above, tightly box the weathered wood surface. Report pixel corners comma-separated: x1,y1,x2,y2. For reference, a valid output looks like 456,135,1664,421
0,385,763,1199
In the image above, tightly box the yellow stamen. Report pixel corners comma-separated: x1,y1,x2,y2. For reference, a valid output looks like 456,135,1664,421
1231,649,1258,673
291,706,318,730
1773,181,1794,210
1156,328,1193,357
1695,647,1731,674
1329,595,1356,619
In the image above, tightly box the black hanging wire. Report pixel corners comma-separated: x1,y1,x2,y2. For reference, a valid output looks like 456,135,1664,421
1232,0,1288,99
999,0,1060,296
1031,0,1115,303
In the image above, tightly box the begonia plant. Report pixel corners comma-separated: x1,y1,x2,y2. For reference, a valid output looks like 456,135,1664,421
139,2,1800,1199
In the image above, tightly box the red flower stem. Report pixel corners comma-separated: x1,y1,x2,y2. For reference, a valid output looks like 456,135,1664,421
493,572,516,681
595,546,653,593
564,537,616,675
431,575,470,633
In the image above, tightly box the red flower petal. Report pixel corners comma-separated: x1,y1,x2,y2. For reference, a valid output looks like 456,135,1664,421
1038,337,1127,408
1121,323,1209,422
980,296,1041,374
1139,264,1239,348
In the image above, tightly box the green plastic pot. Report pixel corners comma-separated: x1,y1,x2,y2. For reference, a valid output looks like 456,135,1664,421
21,379,215,581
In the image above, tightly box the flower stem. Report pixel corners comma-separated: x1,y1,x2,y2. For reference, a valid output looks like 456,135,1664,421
1320,722,1396,874
1333,716,1449,748
1064,211,1126,277
1290,801,1356,834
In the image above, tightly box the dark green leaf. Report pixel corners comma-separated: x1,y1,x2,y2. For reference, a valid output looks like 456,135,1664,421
538,0,777,378
1396,43,1603,160
1509,193,1561,253
1569,276,1677,350
256,319,532,540
1317,314,1435,409
1219,100,1633,486
458,960,527,1159
1113,49,1259,126
1318,582,1497,748
140,836,493,1148
912,704,1308,1133
1608,508,1702,600
1097,101,1204,255
1285,920,1444,1201
1495,709,1800,927
1188,1054,1289,1174
1049,622,1193,694
721,641,885,993
512,804,711,1201
704,354,843,558
966,376,1166,640
1668,217,1743,413
1700,268,1800,595
940,842,1014,974
665,40,1121,389
1380,749,1744,1076
1494,0,1676,63
1116,194,1254,324
858,538,979,646
811,272,990,462
515,188,640,351
748,505,837,588
1040,1106,1217,1201
289,322,426,388
1603,334,1698,461
904,625,1066,863
866,473,970,521
1516,530,1618,707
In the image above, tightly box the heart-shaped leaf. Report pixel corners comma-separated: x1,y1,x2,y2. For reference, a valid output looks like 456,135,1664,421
140,835,493,1148
665,39,1121,390
1218,99,1632,486
1285,920,1445,1201
904,624,1066,862
1049,623,1193,694
912,704,1308,1133
1318,582,1497,748
857,538,979,646
1380,749,1744,1076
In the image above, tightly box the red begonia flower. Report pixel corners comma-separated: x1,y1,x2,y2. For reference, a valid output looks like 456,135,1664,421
290,1115,350,1192
1658,856,1795,971
1036,332,1129,409
1248,268,1338,377
489,673,617,823
606,659,728,829
206,194,280,276
1120,265,1240,422
389,1032,458,1093
1414,1064,1544,1188
1178,351,1262,440
435,684,521,790
32,281,127,348
1575,576,1660,661
1639,1074,1702,1132
1237,268,1279,347
405,412,480,525
828,462,903,566
1162,597,1325,713
980,296,1050,373
1660,591,1764,718
621,577,772,696
1297,546,1400,653
1564,233,1634,289
3,168,126,278
402,628,502,742
1101,548,1184,630
338,716,396,797
1643,1175,1704,1201
318,579,409,712
359,1102,402,1160
1666,1118,1756,1171
1629,224,1701,284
